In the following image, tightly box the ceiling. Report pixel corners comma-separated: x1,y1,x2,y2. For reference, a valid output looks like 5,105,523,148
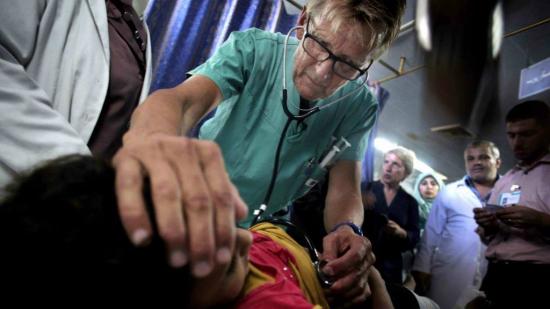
367,0,550,185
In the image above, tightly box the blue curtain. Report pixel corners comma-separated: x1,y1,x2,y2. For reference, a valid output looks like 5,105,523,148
145,0,299,92
361,82,389,186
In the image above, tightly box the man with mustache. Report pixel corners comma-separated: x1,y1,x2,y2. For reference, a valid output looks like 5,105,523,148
413,140,501,309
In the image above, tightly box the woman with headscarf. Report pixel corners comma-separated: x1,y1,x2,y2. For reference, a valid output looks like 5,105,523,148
413,173,444,234
402,173,445,290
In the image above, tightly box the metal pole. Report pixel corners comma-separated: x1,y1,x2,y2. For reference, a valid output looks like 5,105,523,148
379,65,426,84
504,17,550,38
378,17,550,84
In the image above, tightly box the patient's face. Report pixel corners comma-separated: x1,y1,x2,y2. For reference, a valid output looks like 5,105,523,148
191,228,253,307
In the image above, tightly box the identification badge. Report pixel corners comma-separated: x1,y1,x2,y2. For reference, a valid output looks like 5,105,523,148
499,191,521,206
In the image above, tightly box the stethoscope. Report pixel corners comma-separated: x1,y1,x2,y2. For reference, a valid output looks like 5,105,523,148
255,216,334,288
281,26,369,119
251,25,369,225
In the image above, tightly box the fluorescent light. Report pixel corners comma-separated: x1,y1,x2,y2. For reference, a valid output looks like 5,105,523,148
374,137,447,180
414,159,434,174
415,0,432,51
374,137,398,153
491,2,504,59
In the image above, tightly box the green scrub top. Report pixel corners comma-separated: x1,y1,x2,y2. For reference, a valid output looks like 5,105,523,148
190,29,377,227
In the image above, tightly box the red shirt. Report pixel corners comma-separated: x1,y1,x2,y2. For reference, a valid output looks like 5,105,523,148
235,232,318,309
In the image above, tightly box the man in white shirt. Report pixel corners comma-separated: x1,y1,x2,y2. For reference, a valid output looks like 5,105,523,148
412,140,502,309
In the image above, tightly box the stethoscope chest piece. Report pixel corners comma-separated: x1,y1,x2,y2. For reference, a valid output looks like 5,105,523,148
315,259,334,288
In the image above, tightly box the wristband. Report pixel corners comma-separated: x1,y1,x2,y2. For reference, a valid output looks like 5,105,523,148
330,221,363,236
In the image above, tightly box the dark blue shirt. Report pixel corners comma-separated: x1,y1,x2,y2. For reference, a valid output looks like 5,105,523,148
362,180,420,284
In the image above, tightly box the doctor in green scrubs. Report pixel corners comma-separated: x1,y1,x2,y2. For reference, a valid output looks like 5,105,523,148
113,0,405,305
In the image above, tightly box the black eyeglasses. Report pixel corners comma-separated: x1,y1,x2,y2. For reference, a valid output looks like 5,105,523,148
302,17,373,81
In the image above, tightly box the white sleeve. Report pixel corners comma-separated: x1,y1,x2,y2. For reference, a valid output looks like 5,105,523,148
413,188,448,273
0,1,90,187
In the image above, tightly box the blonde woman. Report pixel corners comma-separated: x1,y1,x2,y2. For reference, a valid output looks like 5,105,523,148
362,147,420,285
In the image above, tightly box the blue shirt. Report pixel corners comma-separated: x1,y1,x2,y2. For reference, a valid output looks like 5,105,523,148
464,175,499,203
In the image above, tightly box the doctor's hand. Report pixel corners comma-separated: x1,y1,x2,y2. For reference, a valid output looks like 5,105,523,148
321,226,375,307
112,133,248,278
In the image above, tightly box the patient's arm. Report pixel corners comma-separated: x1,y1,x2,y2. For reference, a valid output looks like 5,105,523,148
368,267,394,309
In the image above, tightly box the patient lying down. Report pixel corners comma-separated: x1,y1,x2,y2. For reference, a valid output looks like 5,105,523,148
0,155,393,308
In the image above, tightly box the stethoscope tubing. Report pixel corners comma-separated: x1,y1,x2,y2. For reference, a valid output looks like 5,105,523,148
253,24,370,222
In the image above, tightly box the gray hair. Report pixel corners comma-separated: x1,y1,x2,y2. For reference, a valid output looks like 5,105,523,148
305,0,406,58
386,147,416,177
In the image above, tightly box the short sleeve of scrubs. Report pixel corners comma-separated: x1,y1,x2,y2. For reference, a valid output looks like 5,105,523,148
333,86,378,162
189,30,256,101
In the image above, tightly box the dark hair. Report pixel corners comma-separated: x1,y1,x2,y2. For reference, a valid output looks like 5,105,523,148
0,155,192,304
505,100,550,126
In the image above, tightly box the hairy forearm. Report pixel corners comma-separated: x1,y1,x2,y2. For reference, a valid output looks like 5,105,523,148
128,80,217,140
128,89,186,137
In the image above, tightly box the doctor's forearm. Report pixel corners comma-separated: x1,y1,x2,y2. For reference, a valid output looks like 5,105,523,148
128,75,222,138
128,89,186,138
324,193,364,232
324,161,364,231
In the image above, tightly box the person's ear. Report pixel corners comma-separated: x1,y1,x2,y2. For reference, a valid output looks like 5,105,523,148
296,7,307,40
495,158,502,169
